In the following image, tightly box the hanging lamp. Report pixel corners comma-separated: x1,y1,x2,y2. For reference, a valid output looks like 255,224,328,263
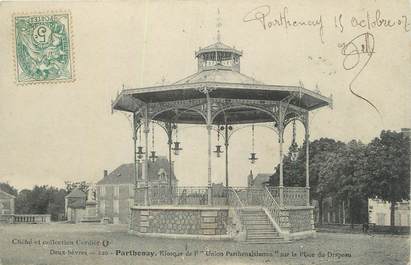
249,124,258,164
149,123,158,162
290,120,299,162
214,126,224,158
136,128,145,161
172,124,183,155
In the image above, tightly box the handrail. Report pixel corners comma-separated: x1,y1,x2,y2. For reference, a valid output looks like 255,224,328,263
265,186,281,209
262,186,283,232
228,187,244,207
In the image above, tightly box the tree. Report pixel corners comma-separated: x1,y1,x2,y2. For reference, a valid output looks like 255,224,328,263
365,130,410,228
268,130,410,229
15,185,67,221
15,189,31,214
0,182,18,197
268,138,345,223
65,181,89,194
47,187,67,221
334,140,369,226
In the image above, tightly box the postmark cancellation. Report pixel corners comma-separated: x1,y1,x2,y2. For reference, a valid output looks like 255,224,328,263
13,11,74,84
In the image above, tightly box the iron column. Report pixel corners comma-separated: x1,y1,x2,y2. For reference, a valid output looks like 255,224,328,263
278,104,284,207
225,123,229,205
143,108,149,206
133,113,138,204
167,123,173,204
305,113,310,206
206,91,212,206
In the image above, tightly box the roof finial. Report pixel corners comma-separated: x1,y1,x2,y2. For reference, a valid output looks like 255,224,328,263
216,8,222,42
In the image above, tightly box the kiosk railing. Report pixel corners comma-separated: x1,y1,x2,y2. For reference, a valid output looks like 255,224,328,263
135,186,307,207
268,186,307,206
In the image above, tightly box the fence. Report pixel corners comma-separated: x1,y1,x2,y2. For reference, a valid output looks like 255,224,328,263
0,214,51,224
135,186,308,207
13,214,51,224
268,186,308,206
135,186,209,206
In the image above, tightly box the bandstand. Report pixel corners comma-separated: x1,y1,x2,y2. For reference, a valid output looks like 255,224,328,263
111,39,332,242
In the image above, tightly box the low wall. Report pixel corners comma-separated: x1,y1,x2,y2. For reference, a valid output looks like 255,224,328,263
316,223,410,235
0,214,14,224
13,214,51,224
130,206,234,239
0,214,51,224
278,206,315,239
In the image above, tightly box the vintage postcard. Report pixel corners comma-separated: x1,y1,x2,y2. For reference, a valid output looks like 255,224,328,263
0,0,409,265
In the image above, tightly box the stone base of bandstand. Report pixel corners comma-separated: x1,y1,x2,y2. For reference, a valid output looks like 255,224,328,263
129,205,315,242
277,206,316,241
129,205,247,241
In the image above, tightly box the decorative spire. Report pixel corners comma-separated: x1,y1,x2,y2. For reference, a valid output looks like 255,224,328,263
216,8,222,42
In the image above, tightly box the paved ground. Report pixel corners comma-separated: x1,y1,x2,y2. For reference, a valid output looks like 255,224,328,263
0,224,409,265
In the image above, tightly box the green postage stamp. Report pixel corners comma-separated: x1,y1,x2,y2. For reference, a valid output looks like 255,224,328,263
14,12,74,84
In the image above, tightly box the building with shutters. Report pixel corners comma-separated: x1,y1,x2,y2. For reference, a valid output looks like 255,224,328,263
0,189,15,216
96,156,177,224
368,198,410,226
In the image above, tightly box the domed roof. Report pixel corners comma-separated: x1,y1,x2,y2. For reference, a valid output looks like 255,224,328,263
174,68,262,85
195,41,242,57
112,39,333,124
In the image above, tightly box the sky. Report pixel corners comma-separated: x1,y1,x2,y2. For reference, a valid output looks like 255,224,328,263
0,0,410,190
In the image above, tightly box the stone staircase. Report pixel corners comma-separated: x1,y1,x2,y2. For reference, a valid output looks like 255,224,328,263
240,207,283,244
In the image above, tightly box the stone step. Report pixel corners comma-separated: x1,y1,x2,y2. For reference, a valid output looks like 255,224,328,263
246,223,274,228
240,213,267,217
241,215,267,219
242,220,269,224
243,222,272,227
247,231,279,235
247,232,279,238
244,219,271,225
241,208,265,212
241,212,266,216
247,234,280,239
246,237,282,242
240,210,265,213
241,214,268,218
245,239,284,244
247,228,275,233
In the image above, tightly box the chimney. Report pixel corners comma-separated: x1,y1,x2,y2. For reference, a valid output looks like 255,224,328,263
104,170,108,177
247,170,253,188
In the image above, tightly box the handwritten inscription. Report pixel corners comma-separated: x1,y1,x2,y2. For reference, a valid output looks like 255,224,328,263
339,33,382,119
244,6,410,44
335,10,410,33
243,6,325,43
